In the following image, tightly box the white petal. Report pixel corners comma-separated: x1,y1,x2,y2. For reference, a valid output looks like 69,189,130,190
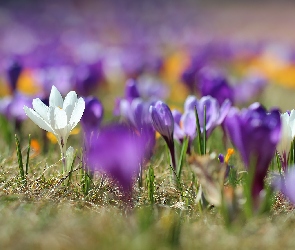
289,110,295,137
54,107,68,130
63,91,77,122
49,85,64,108
69,97,85,130
49,107,56,131
32,98,49,122
24,106,54,133
278,113,293,154
48,107,68,145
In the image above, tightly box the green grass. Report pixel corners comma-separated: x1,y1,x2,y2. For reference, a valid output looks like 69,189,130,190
0,127,293,250
1,84,295,249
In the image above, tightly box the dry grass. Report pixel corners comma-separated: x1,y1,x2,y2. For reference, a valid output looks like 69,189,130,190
0,127,294,250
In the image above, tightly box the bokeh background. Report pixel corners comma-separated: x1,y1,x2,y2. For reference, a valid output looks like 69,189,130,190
1,0,295,115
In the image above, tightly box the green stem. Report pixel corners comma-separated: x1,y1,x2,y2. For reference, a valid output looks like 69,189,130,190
59,141,67,173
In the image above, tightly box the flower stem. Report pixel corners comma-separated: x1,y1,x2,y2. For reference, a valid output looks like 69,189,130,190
59,142,67,173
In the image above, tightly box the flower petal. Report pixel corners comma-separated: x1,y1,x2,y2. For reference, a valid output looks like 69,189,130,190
49,85,63,108
289,110,295,138
32,98,49,122
54,107,68,130
63,91,77,122
48,107,69,146
24,106,54,133
69,97,85,130
216,99,232,125
181,110,196,139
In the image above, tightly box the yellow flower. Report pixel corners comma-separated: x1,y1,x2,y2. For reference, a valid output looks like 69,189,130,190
17,69,41,95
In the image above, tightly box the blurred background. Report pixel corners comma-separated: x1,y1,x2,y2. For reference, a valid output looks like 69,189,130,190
1,0,295,115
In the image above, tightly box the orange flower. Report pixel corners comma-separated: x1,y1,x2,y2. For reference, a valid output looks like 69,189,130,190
30,139,41,157
225,148,234,164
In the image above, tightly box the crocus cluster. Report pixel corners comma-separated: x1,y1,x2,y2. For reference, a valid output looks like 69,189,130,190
182,65,267,106
224,103,281,206
116,80,158,159
173,95,231,145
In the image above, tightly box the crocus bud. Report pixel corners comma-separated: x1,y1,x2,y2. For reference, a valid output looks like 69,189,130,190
150,101,176,174
149,101,174,142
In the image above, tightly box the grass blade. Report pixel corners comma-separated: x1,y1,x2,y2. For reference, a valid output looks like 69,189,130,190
194,106,203,155
177,136,189,180
25,134,31,175
15,134,25,185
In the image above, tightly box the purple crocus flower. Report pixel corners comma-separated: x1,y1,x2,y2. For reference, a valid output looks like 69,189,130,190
119,98,156,160
124,79,140,101
85,123,146,196
224,103,281,205
136,75,169,101
150,101,176,173
0,93,32,122
0,92,32,133
183,95,231,138
198,67,234,106
150,101,174,145
6,59,22,93
36,66,74,96
81,97,104,134
233,74,267,105
74,62,103,97
172,109,198,154
180,50,210,93
172,110,185,143
113,79,141,116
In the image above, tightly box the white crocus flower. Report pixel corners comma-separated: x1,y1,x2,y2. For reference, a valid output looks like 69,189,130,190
24,86,85,166
277,110,295,170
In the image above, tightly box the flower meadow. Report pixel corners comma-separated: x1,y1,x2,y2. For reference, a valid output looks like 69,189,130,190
2,1,295,249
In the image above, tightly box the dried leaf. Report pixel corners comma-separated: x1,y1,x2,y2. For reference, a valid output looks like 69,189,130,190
189,153,226,206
